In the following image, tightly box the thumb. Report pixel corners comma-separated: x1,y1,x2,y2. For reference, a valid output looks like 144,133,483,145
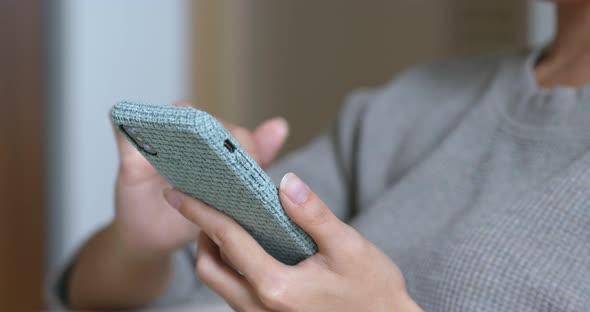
110,113,141,162
279,173,350,255
253,117,289,168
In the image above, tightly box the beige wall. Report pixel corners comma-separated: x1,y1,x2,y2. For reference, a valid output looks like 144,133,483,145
193,1,526,153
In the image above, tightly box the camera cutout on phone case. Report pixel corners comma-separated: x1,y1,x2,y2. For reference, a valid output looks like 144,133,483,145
120,125,158,156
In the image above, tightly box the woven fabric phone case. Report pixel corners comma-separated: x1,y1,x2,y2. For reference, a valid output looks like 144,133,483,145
111,101,317,265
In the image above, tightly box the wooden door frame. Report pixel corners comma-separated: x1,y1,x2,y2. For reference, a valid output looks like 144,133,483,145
0,0,44,310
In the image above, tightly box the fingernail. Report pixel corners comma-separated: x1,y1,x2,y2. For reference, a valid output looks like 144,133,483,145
163,188,182,209
280,173,309,204
273,117,289,135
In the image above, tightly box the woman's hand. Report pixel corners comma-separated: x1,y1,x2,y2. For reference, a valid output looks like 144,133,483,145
67,102,289,310
164,173,423,312
113,102,289,257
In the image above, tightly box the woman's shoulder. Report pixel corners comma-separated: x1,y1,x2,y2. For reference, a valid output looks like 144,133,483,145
391,48,527,92
351,48,531,119
335,48,530,137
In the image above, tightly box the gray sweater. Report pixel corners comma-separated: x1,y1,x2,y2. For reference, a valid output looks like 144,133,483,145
52,48,590,311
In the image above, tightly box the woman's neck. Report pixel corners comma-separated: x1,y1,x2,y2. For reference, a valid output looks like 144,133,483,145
535,2,590,88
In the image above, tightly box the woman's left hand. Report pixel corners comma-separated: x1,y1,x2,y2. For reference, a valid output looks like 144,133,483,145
164,173,423,312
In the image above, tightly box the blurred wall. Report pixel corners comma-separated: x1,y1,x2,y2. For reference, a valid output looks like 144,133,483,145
46,0,191,271
193,0,530,153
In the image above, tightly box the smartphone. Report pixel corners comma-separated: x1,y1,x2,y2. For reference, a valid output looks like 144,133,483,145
111,101,317,265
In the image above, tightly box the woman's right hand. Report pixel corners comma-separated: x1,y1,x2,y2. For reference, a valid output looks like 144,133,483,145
68,102,289,309
111,102,290,259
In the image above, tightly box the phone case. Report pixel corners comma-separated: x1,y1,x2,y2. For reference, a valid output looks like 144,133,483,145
111,101,317,265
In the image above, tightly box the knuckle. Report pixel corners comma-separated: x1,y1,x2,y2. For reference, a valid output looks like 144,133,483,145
195,257,213,283
176,200,189,214
177,201,196,221
212,225,235,246
342,230,370,255
304,199,332,226
257,274,291,309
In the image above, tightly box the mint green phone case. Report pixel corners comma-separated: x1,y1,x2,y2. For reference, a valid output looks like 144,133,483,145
111,101,317,265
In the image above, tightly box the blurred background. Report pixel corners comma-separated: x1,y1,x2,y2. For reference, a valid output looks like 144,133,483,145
0,0,555,310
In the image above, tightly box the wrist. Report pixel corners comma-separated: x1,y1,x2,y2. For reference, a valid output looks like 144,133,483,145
68,223,175,309
107,221,173,264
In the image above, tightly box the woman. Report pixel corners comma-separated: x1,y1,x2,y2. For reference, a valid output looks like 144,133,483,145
56,1,590,310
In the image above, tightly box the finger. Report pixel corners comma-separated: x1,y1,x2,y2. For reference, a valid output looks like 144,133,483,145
110,112,162,184
253,117,289,167
163,189,286,287
110,110,142,161
279,173,352,254
196,232,262,309
220,249,237,272
217,119,239,133
214,119,262,164
218,117,288,167
230,126,260,161
170,103,266,169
